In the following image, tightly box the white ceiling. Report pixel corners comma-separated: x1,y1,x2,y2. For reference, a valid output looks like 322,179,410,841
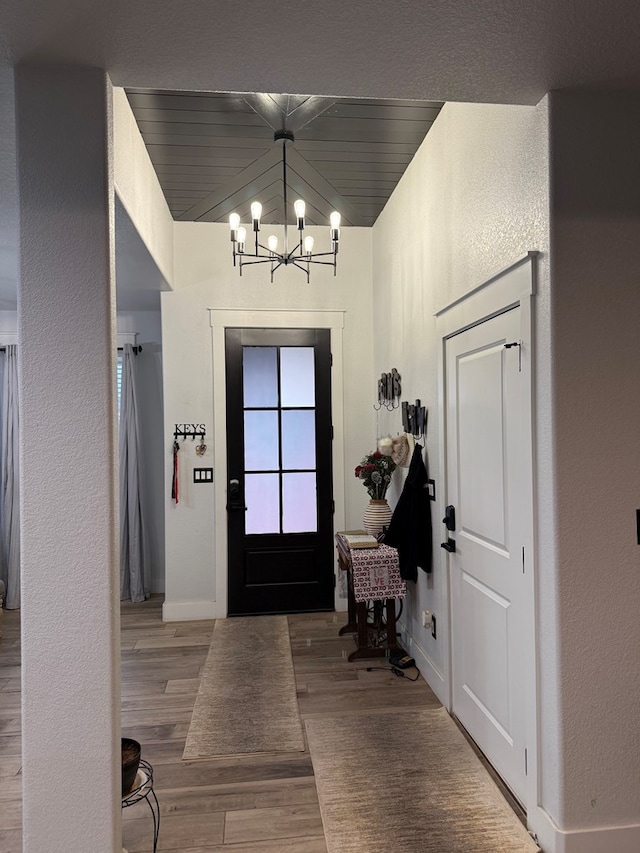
2,0,640,309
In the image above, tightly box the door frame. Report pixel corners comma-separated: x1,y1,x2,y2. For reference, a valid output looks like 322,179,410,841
209,308,346,619
435,252,538,816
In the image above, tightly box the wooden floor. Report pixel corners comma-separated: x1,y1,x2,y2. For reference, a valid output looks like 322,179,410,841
0,596,441,852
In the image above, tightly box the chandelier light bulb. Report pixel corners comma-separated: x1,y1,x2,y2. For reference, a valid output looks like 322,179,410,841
237,226,247,252
330,210,341,244
229,212,240,232
250,201,262,231
304,235,314,255
268,235,279,253
294,199,306,230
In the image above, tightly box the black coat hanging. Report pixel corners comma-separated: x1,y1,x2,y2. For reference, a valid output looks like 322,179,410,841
384,444,433,582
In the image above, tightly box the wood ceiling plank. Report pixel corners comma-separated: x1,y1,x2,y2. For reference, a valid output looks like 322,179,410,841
136,122,273,140
146,143,266,162
153,164,242,178
286,148,363,227
198,177,282,223
126,92,256,114
295,117,434,143
141,133,273,151
323,103,442,122
318,163,406,178
284,96,336,134
177,148,282,220
160,180,224,191
331,178,398,190
163,189,210,198
131,107,267,127
241,93,287,131
295,138,424,155
303,149,413,164
150,155,254,169
336,186,393,199
231,193,283,225
337,97,443,109
240,93,336,134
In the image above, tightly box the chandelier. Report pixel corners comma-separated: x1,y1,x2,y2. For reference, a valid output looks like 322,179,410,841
228,131,341,283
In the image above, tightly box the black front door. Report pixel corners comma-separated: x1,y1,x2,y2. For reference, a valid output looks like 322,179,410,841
225,327,334,615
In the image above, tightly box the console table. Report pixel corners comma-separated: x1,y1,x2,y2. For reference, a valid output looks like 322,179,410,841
335,532,406,661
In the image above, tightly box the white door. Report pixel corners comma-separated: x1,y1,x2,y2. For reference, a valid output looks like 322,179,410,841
445,306,528,804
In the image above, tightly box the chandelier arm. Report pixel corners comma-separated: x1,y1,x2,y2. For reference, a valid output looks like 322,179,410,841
289,260,313,274
255,240,280,255
235,257,281,267
305,259,338,267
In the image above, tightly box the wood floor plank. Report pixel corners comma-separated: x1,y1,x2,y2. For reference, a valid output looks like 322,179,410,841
133,635,213,650
148,837,326,853
0,595,449,852
0,828,22,853
223,803,324,844
122,810,225,851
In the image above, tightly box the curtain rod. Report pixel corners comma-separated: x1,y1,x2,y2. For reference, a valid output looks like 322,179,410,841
0,346,143,354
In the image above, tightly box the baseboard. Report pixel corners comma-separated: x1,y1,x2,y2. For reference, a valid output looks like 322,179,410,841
531,806,640,853
162,600,219,622
398,620,447,706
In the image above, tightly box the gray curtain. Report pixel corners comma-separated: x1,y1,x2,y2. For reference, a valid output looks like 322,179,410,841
119,344,151,602
0,346,20,609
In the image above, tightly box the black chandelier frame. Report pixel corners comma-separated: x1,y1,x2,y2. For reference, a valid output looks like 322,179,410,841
230,131,340,283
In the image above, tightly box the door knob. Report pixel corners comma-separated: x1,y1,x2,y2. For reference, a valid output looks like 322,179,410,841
441,538,456,553
443,505,456,531
227,478,246,511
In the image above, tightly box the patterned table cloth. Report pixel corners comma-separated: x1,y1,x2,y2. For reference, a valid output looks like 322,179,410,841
349,544,406,603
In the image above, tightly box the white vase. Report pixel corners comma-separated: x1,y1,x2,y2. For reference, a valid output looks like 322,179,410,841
362,498,392,536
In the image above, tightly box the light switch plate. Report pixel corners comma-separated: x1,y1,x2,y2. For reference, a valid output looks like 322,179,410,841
193,468,213,483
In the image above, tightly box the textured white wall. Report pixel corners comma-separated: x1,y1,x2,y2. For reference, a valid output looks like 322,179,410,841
372,99,550,696
372,100,554,840
542,90,640,836
113,87,174,289
162,222,373,617
16,67,120,852
0,68,17,308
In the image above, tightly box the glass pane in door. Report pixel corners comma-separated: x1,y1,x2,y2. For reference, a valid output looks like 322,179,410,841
243,347,278,407
244,410,279,471
245,473,280,534
282,472,317,533
281,410,316,470
280,347,315,407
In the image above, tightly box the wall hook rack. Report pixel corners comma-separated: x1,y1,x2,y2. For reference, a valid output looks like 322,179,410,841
374,368,401,411
174,423,206,441
401,400,427,441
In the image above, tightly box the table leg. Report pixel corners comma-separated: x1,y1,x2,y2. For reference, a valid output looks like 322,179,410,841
338,556,358,635
347,601,387,661
386,598,400,652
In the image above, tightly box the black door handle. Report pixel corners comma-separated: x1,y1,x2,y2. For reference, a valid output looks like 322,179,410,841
443,505,456,531
440,538,456,553
227,478,246,511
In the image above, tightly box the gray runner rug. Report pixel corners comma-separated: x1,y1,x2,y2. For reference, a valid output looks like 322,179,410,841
306,707,539,853
183,615,305,759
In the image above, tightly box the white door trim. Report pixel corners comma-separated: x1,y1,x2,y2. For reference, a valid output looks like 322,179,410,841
435,252,538,819
209,308,346,618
